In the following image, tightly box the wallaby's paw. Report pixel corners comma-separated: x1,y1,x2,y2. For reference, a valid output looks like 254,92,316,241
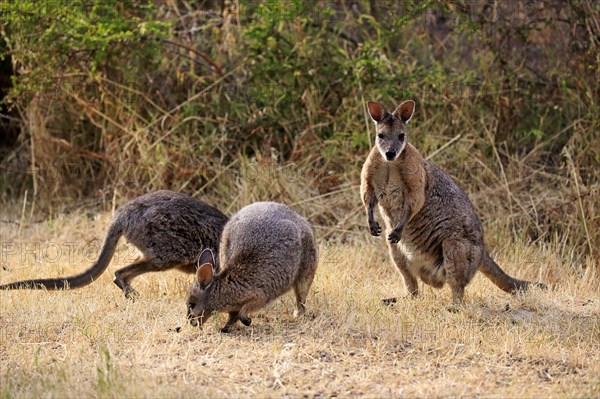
381,297,398,306
240,316,252,326
369,220,382,236
387,229,402,244
124,287,139,301
220,325,232,333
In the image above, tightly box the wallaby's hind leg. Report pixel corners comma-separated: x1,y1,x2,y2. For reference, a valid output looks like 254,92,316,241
293,277,311,317
442,241,480,304
293,240,318,317
386,243,418,305
114,258,179,298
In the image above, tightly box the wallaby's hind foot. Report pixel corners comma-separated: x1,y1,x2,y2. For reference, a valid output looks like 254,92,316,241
449,286,465,305
388,244,419,299
292,283,307,317
113,258,186,298
293,232,318,318
443,240,479,304
113,259,157,298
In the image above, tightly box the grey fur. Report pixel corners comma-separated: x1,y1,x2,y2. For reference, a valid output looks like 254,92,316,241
186,202,318,332
0,190,228,298
361,100,545,304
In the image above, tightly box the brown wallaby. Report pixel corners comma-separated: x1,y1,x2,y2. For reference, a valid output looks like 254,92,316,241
186,202,318,332
360,100,545,305
0,190,228,298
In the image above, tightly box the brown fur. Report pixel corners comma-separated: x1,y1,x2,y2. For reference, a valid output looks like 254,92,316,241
186,202,318,332
361,100,545,304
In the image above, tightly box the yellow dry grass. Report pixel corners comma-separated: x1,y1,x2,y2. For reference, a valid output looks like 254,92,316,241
0,204,598,399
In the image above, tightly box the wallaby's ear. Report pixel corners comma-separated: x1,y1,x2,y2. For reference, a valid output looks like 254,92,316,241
196,249,215,288
196,263,214,289
198,248,215,267
392,100,415,124
367,101,386,123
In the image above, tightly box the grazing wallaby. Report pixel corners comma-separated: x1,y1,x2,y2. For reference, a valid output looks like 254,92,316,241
0,190,228,298
186,202,318,332
360,100,545,305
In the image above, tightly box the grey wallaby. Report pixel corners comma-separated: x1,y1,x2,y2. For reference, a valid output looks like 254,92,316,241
360,100,545,305
186,201,318,332
0,190,228,298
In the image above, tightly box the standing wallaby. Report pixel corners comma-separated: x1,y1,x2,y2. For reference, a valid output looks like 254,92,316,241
0,190,228,298
360,100,545,305
186,202,318,332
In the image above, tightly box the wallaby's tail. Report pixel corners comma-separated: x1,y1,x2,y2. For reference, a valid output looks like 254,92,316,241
479,252,545,293
0,221,123,291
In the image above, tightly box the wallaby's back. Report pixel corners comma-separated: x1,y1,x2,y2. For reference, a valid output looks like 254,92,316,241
117,190,227,269
219,202,316,295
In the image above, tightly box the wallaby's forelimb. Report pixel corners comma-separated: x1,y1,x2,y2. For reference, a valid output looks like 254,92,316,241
388,201,410,244
366,194,381,237
221,312,240,333
237,296,267,328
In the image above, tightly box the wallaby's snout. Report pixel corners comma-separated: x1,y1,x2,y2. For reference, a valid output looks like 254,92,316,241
187,310,208,327
187,302,203,327
187,304,211,327
385,150,397,161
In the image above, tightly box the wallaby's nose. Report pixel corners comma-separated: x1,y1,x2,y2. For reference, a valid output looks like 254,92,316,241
385,151,396,161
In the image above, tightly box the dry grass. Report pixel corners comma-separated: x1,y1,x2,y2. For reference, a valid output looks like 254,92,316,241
1,203,598,398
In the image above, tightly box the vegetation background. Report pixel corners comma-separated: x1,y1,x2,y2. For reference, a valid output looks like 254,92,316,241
0,0,598,397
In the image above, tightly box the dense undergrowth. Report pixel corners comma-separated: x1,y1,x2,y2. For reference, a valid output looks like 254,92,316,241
0,0,598,260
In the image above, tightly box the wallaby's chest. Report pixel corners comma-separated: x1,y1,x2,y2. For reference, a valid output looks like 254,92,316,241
373,165,406,221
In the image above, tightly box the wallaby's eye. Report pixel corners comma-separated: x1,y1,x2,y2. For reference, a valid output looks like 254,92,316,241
398,133,405,141
377,134,384,140
187,302,195,312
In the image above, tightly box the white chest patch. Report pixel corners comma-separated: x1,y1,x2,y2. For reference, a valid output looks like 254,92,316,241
396,239,446,287
398,240,437,270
